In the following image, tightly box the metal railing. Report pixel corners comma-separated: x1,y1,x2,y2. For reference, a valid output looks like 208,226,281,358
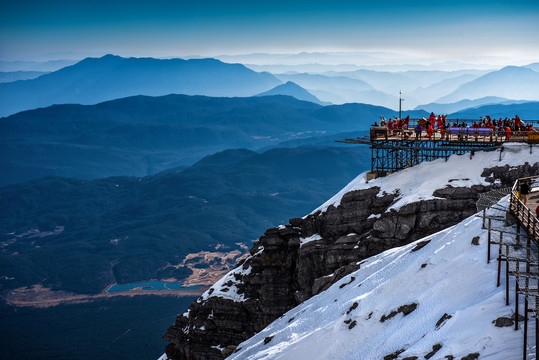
385,117,539,128
510,176,539,244
371,126,539,144
482,182,539,360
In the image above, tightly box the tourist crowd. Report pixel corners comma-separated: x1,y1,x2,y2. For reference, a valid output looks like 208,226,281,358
372,113,537,140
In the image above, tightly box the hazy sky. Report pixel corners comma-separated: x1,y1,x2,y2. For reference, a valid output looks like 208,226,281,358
1,0,538,63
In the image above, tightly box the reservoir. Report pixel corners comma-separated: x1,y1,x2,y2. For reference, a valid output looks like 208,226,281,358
106,281,200,293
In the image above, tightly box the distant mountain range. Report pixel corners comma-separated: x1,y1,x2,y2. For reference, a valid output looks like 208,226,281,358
256,81,328,105
273,65,538,110
415,96,528,114
274,73,398,107
448,101,539,120
436,66,539,104
0,54,281,117
410,73,480,105
523,62,539,71
0,94,427,186
0,145,371,294
0,59,77,72
320,69,489,108
2,55,537,117
0,71,48,83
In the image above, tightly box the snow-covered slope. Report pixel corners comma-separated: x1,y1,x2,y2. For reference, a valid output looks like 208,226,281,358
229,205,524,360
163,143,538,360
314,142,538,214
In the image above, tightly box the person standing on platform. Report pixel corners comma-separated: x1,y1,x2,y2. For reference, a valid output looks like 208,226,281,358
520,181,530,205
415,124,423,140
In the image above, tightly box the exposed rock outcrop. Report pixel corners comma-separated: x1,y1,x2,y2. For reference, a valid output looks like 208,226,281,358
164,160,539,360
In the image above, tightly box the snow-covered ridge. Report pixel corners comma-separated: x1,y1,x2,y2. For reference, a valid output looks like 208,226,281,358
198,264,253,303
163,143,538,359
299,234,322,247
229,208,523,360
312,143,537,215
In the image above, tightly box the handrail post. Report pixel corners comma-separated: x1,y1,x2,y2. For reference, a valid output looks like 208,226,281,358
487,218,491,263
497,232,502,287
505,243,509,306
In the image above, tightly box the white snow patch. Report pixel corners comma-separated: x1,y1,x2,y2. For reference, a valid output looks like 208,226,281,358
199,265,252,303
299,234,322,247
311,144,538,215
254,246,264,256
157,353,169,360
229,205,526,360
368,214,381,219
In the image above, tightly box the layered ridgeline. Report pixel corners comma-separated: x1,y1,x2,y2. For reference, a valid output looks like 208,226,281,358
0,54,281,117
163,144,539,359
0,146,371,295
436,66,539,104
256,81,328,106
0,94,427,186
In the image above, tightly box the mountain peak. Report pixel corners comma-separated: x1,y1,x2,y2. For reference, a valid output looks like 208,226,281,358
256,81,327,105
0,55,282,117
434,65,539,104
498,65,534,73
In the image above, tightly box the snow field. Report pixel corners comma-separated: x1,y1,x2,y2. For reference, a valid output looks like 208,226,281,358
313,143,538,215
229,213,524,360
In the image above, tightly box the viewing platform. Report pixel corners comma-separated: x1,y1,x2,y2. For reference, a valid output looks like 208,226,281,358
338,118,539,178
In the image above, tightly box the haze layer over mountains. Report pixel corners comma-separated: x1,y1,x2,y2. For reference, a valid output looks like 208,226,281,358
1,54,538,118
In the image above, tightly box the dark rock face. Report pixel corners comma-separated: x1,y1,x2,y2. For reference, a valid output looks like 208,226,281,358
461,353,480,360
436,313,453,329
380,303,418,323
494,316,514,327
164,162,539,360
425,344,442,359
384,348,405,360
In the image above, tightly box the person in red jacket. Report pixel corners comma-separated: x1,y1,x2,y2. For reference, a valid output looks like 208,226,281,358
506,126,512,139
427,124,434,138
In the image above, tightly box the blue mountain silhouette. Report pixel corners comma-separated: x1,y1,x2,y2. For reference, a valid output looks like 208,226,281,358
0,54,281,117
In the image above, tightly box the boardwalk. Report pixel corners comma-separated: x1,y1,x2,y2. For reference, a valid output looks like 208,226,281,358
510,176,539,243
528,188,539,225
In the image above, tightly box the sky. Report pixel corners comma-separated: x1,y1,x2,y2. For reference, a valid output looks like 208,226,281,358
1,0,539,64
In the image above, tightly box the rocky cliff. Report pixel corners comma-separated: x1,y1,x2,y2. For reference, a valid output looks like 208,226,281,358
163,147,539,360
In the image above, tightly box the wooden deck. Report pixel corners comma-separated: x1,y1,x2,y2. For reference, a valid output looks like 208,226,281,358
525,187,539,228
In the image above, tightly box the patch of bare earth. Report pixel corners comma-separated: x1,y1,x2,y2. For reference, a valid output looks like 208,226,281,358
4,246,248,308
3,284,209,308
168,247,249,287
